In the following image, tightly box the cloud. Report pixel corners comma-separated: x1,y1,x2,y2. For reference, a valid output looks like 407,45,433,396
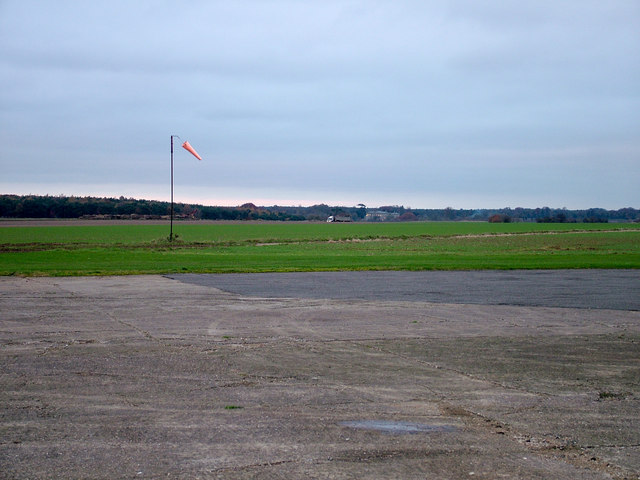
1,0,638,208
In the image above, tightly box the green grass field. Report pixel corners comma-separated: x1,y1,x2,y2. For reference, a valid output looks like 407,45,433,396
1,222,639,276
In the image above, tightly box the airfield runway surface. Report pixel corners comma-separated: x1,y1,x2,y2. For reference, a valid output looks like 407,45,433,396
1,271,639,479
169,270,640,310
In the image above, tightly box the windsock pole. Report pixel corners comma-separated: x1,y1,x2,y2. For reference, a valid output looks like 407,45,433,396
170,135,176,241
169,135,201,241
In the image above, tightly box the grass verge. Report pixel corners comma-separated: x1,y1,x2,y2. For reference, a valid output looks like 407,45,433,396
1,222,638,276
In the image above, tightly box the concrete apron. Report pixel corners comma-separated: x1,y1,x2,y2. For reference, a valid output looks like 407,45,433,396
1,275,639,479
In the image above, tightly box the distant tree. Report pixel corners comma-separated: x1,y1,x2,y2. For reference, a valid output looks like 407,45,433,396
1,195,638,223
379,205,405,214
537,212,569,223
443,207,455,220
489,214,511,223
18,197,49,218
398,211,418,221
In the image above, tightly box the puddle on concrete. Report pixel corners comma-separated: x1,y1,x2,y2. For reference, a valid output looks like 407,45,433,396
340,420,457,434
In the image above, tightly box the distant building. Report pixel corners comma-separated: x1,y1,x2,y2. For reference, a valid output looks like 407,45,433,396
365,211,400,222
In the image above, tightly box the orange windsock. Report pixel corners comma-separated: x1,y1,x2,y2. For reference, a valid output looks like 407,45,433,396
182,141,202,161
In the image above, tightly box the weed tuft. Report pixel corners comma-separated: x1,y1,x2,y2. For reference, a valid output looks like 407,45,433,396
598,391,626,400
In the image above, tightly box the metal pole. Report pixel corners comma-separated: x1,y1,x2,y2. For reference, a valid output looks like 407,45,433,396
170,135,174,241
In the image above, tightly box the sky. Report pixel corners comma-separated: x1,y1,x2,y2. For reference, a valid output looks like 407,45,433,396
1,0,639,209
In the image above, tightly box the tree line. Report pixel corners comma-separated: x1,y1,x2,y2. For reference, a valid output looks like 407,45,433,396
0,195,638,222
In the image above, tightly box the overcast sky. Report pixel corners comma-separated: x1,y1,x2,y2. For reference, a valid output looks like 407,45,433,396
1,1,638,209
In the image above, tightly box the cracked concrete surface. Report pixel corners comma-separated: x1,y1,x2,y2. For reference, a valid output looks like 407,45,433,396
1,273,639,479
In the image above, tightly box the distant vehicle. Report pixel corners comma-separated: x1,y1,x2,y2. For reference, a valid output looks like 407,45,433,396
327,215,352,223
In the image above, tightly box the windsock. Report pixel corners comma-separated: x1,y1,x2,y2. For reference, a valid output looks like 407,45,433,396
182,141,202,161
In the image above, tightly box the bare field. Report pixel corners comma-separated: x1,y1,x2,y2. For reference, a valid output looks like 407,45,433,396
0,219,287,227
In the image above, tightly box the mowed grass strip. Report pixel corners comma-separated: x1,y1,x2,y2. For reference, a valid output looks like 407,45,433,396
1,221,637,246
0,224,638,276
